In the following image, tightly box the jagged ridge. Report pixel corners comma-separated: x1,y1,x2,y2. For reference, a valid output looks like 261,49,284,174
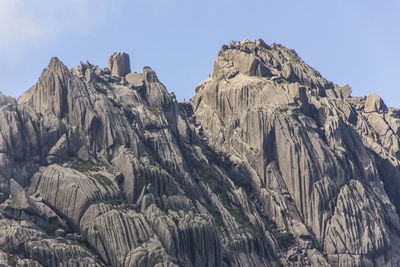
0,39,400,267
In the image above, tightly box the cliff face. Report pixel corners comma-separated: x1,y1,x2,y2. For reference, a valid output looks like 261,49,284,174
0,40,400,266
192,39,400,266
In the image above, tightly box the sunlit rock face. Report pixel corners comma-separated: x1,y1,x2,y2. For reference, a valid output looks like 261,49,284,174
1,41,400,266
192,39,400,266
108,52,131,77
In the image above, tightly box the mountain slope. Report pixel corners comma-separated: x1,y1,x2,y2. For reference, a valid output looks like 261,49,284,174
192,39,400,266
0,39,399,266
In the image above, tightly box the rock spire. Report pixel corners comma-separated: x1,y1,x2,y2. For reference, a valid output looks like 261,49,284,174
108,52,131,77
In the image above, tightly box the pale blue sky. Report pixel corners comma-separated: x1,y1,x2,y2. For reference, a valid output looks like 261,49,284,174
1,0,399,106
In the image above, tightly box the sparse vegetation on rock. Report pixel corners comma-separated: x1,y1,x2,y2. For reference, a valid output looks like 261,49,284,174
0,39,400,266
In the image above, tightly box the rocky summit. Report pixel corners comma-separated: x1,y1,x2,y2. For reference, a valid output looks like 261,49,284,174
0,39,400,266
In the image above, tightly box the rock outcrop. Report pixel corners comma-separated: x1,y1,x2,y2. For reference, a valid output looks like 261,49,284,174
1,41,400,266
108,52,131,77
3,50,276,266
192,39,400,266
364,93,386,113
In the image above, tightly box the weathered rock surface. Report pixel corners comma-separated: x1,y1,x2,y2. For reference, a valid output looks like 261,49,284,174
364,93,386,113
108,52,131,77
3,51,267,266
192,39,400,266
126,73,144,89
1,41,400,266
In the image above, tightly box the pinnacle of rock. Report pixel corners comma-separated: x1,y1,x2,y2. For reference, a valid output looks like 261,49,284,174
17,56,71,118
364,93,387,112
212,39,332,92
108,52,131,77
1,40,400,267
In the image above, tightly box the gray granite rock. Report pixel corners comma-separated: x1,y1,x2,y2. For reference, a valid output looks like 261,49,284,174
126,73,144,89
3,40,400,266
192,39,400,266
108,52,131,77
364,93,386,113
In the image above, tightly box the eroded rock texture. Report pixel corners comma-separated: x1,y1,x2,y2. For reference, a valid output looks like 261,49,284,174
1,40,400,266
192,39,400,266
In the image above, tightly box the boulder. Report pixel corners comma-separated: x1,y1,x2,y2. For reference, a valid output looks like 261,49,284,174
108,52,131,77
126,72,144,89
364,93,387,112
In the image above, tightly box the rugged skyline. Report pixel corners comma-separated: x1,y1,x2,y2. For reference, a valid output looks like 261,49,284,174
1,39,400,266
1,1,400,107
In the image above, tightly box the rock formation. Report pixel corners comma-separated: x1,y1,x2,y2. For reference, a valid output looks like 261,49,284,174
1,40,400,266
108,52,131,77
192,39,400,266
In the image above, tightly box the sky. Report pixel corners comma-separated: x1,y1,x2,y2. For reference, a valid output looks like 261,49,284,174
0,0,399,107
